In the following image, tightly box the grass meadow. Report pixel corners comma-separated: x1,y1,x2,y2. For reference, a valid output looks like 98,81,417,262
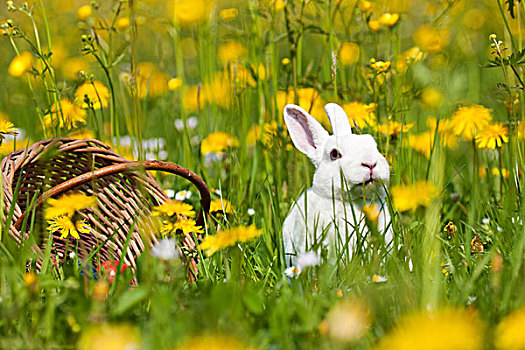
2,0,525,349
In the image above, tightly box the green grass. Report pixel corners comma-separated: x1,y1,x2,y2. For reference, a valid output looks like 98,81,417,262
2,0,525,349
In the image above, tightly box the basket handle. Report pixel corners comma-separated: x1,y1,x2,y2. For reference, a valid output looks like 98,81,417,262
13,160,210,231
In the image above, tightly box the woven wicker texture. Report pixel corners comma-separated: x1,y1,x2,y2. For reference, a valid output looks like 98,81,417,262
1,138,210,278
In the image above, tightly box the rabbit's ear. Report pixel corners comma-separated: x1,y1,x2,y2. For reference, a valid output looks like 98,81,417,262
284,104,329,160
325,103,352,136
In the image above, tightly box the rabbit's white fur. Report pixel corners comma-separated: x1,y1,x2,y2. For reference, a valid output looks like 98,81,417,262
282,103,392,264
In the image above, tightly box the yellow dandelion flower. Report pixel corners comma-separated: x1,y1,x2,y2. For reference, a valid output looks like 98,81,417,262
228,65,257,88
426,117,458,148
75,81,110,109
479,167,510,179
496,306,525,349
358,0,373,11
0,138,28,156
475,122,509,149
420,87,443,108
168,77,183,91
281,57,290,65
76,5,92,21
342,102,376,129
0,120,18,141
44,193,97,220
218,40,246,65
114,17,130,30
370,59,391,73
8,51,33,77
182,85,203,112
62,57,89,80
199,225,262,256
219,8,238,21
362,204,379,223
201,132,239,155
408,122,456,158
493,167,510,178
378,13,399,26
258,120,288,148
376,308,484,350
450,105,492,141
368,20,381,31
339,42,360,66
414,25,449,53
78,323,141,350
376,120,414,136
409,132,434,158
173,334,245,350
47,216,91,239
391,181,439,212
321,299,370,343
44,99,87,130
173,0,211,26
153,200,195,218
204,73,232,108
135,62,168,99
23,271,38,293
209,198,235,214
246,125,261,146
173,218,204,234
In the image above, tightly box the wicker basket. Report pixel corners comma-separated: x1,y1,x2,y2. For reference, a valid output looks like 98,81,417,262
1,138,210,279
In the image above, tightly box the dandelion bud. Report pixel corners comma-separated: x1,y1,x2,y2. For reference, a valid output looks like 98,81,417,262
81,34,88,41
6,1,15,11
491,43,496,49
498,40,503,46
22,2,28,10
489,33,497,40
6,19,14,26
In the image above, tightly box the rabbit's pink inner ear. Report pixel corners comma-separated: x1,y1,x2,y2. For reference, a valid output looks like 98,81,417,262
287,107,316,149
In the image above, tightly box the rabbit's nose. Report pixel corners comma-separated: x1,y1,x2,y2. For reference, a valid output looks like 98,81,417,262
361,162,377,170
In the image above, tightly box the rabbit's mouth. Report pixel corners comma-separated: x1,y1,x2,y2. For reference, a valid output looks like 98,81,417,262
363,178,374,186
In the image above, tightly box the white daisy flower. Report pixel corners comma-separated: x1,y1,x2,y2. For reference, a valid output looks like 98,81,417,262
285,266,302,278
175,190,192,201
372,274,387,283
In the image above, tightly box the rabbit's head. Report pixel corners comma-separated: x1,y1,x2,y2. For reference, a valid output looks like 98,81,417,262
284,103,390,201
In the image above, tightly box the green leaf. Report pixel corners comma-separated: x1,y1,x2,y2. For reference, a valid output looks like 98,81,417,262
111,287,149,317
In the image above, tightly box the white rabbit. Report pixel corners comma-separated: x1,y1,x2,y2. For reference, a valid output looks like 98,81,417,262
282,103,392,265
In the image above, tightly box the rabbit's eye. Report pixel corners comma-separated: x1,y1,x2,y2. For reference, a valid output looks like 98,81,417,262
330,149,342,161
